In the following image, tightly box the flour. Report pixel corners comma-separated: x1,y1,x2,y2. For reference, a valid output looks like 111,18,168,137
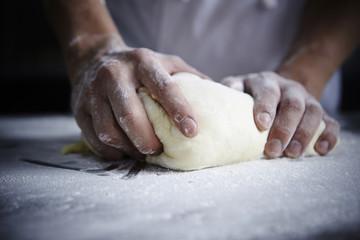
1,115,358,240
138,54,175,90
69,35,83,47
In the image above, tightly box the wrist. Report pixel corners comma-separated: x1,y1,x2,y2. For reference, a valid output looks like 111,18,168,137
276,41,336,99
276,65,325,100
65,33,129,86
66,32,127,62
46,0,128,84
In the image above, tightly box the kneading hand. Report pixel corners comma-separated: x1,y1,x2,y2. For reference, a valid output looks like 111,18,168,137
222,72,339,158
70,45,207,160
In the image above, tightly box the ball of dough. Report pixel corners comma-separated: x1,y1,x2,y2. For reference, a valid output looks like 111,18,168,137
138,72,326,171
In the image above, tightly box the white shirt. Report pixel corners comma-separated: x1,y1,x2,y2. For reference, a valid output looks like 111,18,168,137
107,0,340,113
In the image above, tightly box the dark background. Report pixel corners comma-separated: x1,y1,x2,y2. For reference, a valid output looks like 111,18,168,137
1,0,359,114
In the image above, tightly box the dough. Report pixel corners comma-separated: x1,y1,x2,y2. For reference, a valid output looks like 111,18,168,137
138,72,326,171
62,72,328,171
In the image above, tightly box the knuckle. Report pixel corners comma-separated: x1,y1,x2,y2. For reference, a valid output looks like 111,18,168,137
295,129,313,142
132,48,153,60
291,81,306,92
247,76,280,98
152,75,175,92
118,111,137,131
97,64,118,81
282,79,306,92
273,124,292,139
262,84,279,97
158,77,173,90
256,102,276,116
306,101,323,115
172,111,186,124
97,131,115,145
96,68,124,90
282,96,304,113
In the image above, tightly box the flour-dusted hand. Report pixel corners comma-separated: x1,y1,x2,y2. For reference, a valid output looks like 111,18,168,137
221,72,339,158
219,0,360,159
70,41,207,160
45,0,209,160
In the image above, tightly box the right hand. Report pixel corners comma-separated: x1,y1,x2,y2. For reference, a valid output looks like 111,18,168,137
222,72,340,158
70,41,208,160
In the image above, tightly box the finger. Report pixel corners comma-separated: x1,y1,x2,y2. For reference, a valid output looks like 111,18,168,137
220,76,245,92
284,99,323,158
136,50,199,138
77,114,126,160
264,88,306,158
91,98,145,160
315,114,340,155
106,72,163,156
244,73,281,131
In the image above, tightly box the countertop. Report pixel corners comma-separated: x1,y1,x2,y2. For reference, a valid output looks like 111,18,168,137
0,114,359,240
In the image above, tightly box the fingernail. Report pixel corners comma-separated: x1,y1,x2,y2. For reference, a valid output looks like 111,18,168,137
286,140,302,158
265,139,282,158
257,112,271,129
316,140,329,155
180,117,197,136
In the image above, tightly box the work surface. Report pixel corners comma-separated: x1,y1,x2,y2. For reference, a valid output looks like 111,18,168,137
0,115,359,240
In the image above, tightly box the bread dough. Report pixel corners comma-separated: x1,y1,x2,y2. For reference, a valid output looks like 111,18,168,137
137,72,326,171
62,72,328,171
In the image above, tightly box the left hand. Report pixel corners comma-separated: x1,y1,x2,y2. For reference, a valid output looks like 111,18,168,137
221,72,339,158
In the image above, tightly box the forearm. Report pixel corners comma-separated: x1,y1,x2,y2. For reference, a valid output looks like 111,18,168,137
277,0,360,99
44,0,126,82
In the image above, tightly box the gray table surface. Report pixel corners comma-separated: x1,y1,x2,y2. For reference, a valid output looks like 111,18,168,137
0,114,359,240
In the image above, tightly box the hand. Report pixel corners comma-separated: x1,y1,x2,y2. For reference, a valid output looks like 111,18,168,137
221,72,339,158
70,42,207,160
